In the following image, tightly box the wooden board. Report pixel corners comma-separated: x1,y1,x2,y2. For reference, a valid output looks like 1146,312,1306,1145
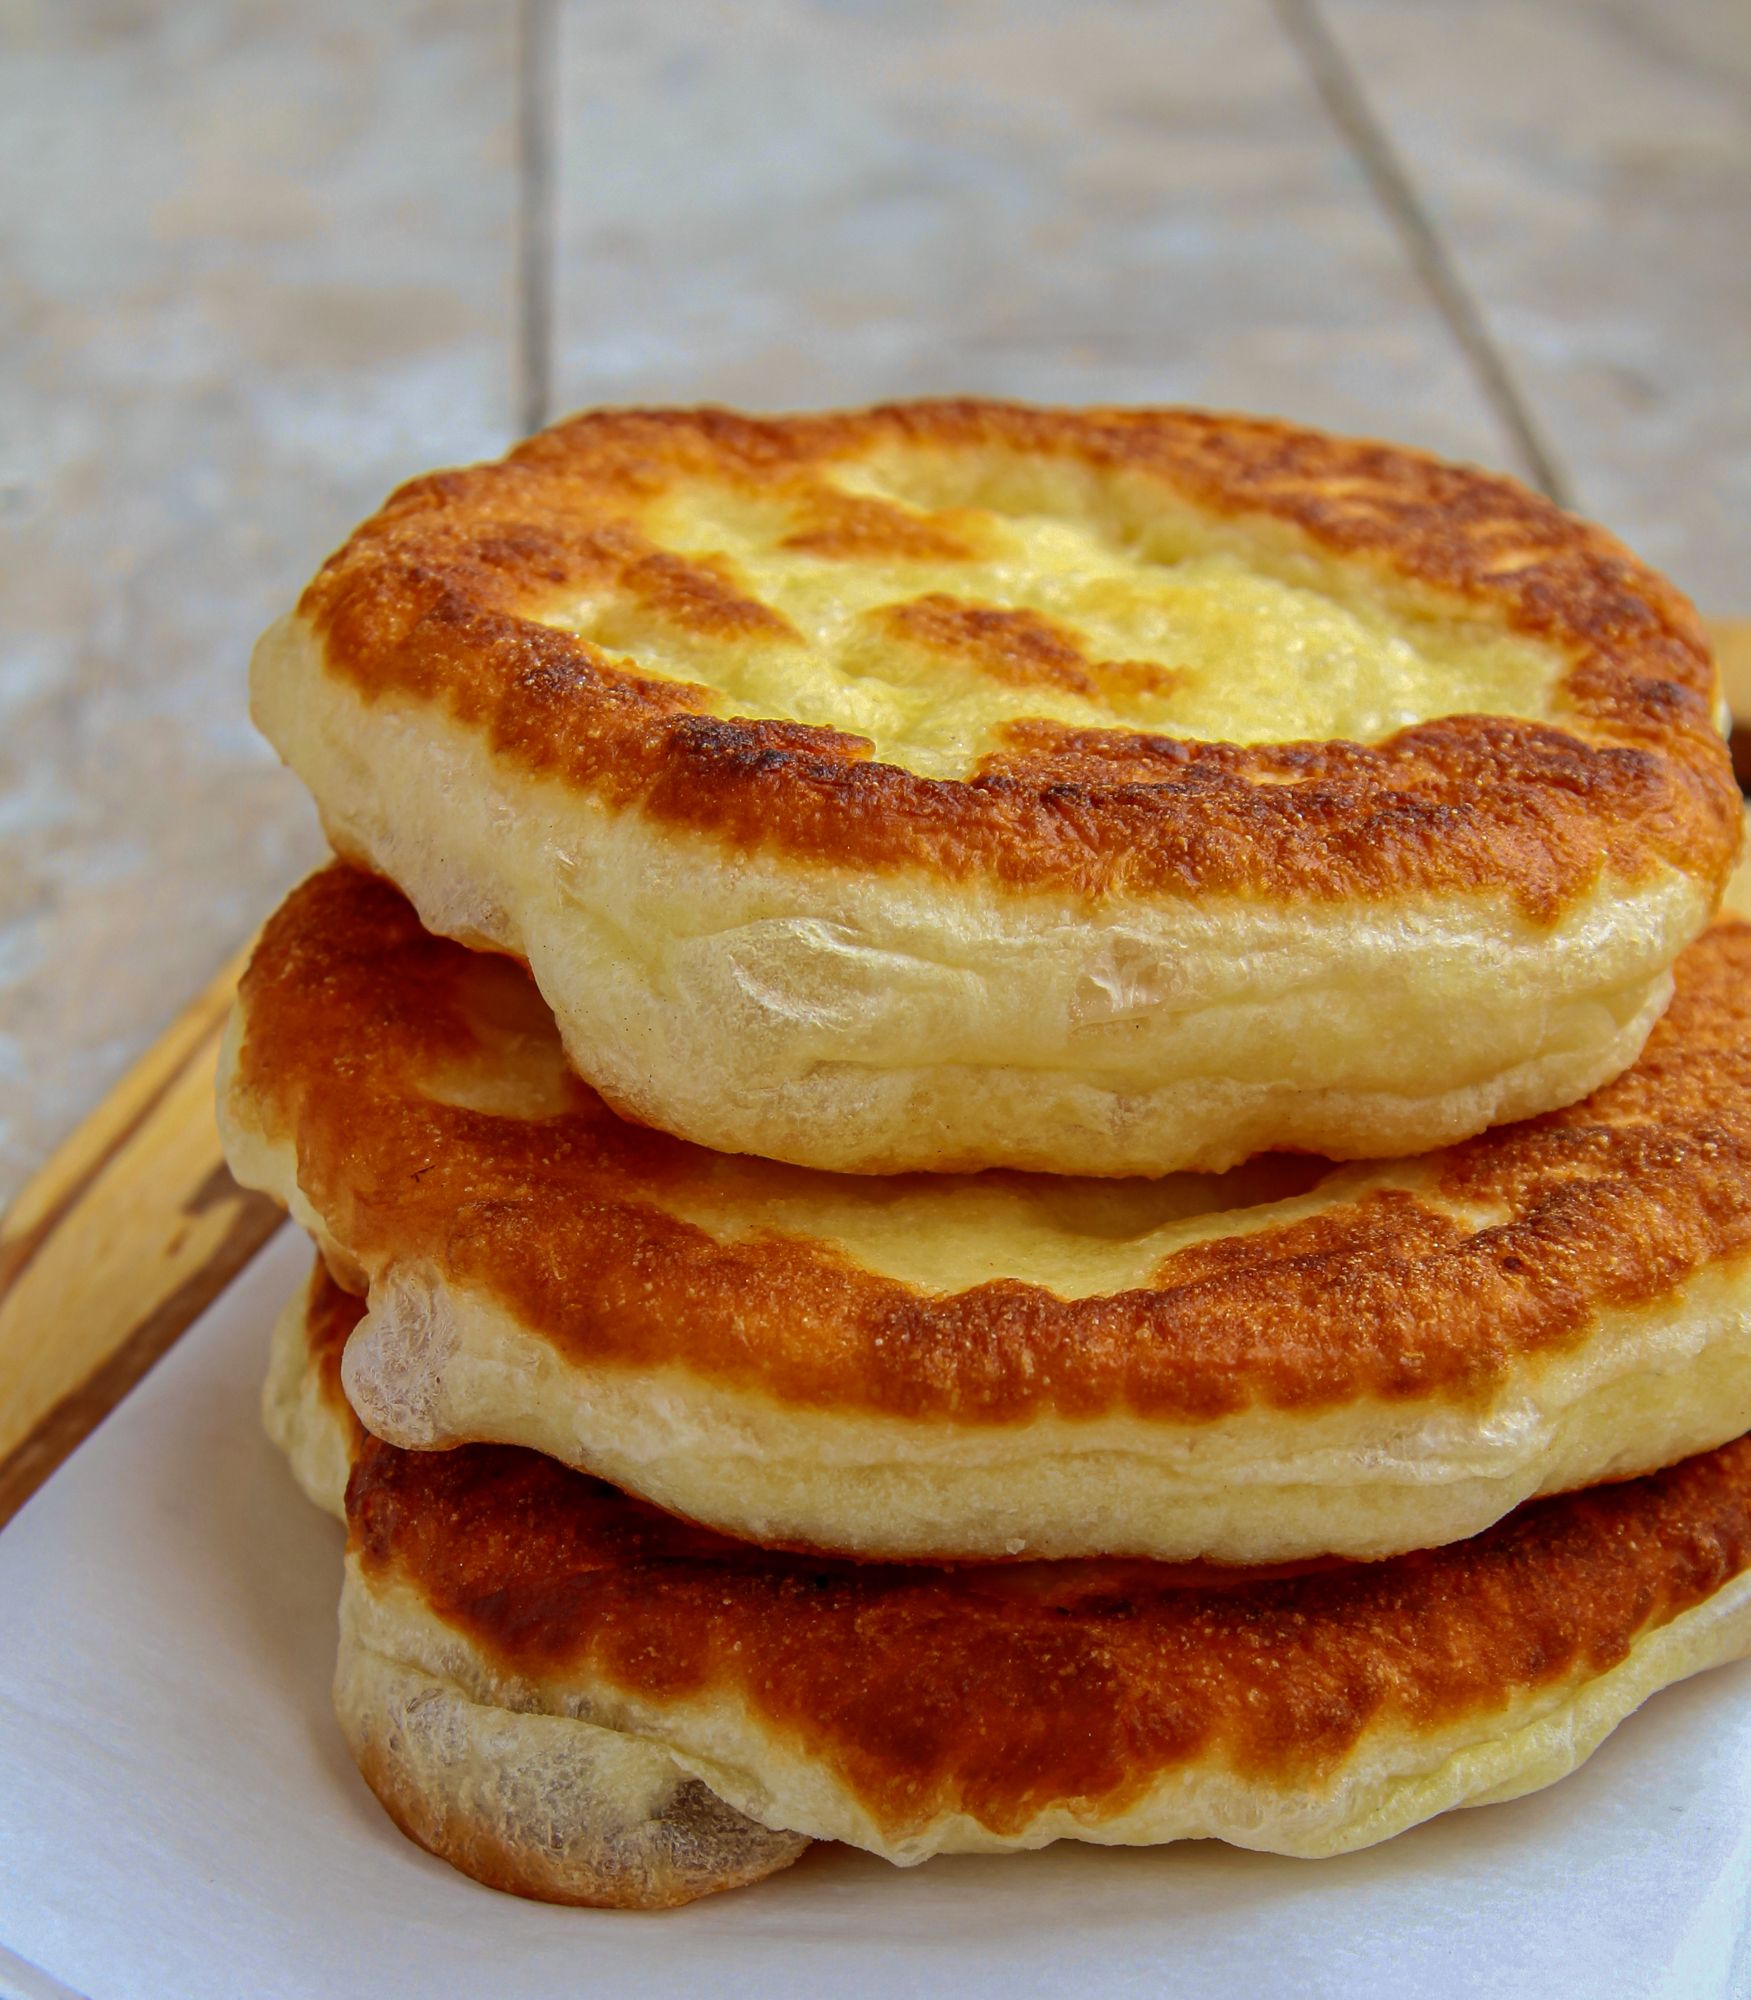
1,617,1747,1530
0,950,282,1526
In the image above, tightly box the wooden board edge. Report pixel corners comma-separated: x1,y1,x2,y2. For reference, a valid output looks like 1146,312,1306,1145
0,944,253,1295
0,1191,283,1527
0,948,284,1529
1710,618,1751,789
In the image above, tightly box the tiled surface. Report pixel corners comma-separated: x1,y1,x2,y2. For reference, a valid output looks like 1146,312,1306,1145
1325,0,1751,607
0,0,1744,1210
0,0,517,1204
551,0,1515,467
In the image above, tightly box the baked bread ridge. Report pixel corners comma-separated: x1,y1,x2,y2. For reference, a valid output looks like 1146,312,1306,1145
332,1632,812,1911
262,1250,359,1517
277,1258,1751,1873
262,1268,809,1909
252,400,1740,1177
221,864,1751,1565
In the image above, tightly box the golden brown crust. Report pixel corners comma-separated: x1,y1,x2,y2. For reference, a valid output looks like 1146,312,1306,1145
880,594,1182,703
296,401,1738,918
335,1280,1751,1843
237,866,1751,1427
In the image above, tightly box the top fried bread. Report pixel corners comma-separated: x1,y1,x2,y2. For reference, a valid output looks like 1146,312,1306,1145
249,400,1739,1176
220,863,1751,1567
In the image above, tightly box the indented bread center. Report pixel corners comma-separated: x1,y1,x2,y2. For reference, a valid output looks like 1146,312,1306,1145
532,455,1564,780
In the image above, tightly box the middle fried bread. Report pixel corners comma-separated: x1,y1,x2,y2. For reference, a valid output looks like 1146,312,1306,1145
222,864,1751,1565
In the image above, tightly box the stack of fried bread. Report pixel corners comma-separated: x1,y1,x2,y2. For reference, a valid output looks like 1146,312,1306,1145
219,401,1751,1910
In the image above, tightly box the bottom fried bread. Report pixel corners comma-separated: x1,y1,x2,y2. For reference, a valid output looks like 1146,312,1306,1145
269,1256,1751,1903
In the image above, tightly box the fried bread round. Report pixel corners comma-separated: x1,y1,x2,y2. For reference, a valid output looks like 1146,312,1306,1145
263,1264,810,1909
250,401,1739,1177
224,863,1751,1566
277,1260,1751,1884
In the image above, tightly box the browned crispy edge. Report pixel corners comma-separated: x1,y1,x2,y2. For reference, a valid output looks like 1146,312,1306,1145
295,402,1739,920
238,866,1751,1427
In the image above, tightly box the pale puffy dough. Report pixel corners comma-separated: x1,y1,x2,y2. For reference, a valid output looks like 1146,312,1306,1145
268,1275,1751,1884
252,402,1739,1177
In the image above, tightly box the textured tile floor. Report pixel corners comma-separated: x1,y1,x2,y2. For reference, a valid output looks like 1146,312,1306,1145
1,0,1745,1210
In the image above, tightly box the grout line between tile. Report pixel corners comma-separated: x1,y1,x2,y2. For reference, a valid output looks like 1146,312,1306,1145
1271,0,1575,507
516,0,559,437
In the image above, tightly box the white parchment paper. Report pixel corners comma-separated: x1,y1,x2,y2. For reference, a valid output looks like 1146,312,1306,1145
5,1225,1751,2000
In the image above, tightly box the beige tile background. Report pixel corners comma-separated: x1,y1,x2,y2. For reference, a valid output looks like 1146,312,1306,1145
1,0,1745,1210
